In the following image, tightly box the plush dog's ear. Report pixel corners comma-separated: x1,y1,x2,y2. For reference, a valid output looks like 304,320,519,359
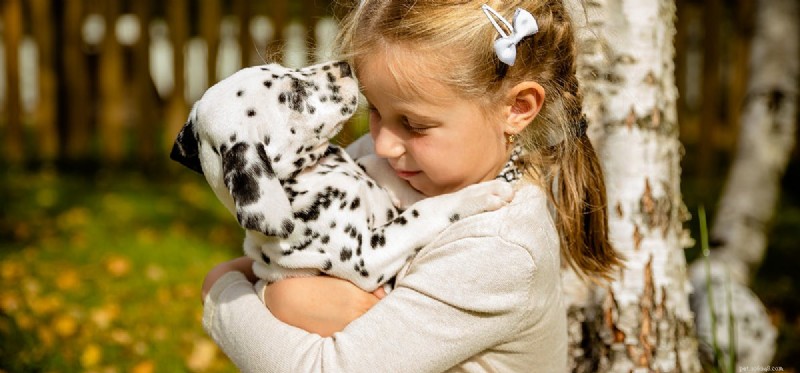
170,119,204,175
222,142,295,238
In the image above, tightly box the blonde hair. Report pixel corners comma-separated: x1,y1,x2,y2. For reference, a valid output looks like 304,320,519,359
336,0,623,280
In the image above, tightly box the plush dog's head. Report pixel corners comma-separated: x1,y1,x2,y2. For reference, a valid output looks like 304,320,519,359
172,61,359,177
170,61,359,237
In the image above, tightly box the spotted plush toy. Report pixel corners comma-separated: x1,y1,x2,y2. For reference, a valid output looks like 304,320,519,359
171,61,513,292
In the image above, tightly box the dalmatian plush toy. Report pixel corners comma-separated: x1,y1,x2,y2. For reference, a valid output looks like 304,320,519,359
171,61,513,292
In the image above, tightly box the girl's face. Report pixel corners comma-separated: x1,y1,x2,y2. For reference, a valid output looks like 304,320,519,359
359,46,510,197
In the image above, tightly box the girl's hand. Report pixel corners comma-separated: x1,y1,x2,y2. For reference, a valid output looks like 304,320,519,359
201,256,257,302
264,276,386,337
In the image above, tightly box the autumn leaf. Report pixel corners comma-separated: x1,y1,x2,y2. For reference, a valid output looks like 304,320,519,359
131,360,155,373
53,314,78,337
186,338,218,372
105,256,132,277
91,303,120,329
0,259,24,280
56,269,81,290
81,343,103,368
0,292,21,312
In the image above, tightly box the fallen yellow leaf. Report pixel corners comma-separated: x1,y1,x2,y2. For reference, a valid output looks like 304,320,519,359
37,326,54,348
56,270,81,290
110,329,132,345
81,343,102,368
105,256,132,277
16,314,33,330
0,260,24,280
53,314,78,337
131,360,155,373
186,338,218,372
145,264,166,282
0,292,20,312
57,207,90,230
28,295,62,316
91,304,120,329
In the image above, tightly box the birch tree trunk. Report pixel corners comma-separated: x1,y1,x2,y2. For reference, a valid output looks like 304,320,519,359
688,0,796,367
566,0,702,371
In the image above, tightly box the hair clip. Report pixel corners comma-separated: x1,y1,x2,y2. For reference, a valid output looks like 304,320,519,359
481,4,538,66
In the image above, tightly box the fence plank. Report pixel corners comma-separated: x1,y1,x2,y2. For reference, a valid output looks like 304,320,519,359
2,0,24,164
98,0,127,164
267,0,289,62
132,0,159,167
164,0,190,151
233,0,254,66
61,0,91,162
200,0,222,86
29,0,58,163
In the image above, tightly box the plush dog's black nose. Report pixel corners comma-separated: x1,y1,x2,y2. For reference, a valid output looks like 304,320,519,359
333,61,353,79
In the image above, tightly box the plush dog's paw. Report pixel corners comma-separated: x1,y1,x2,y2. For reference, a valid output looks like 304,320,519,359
456,179,515,214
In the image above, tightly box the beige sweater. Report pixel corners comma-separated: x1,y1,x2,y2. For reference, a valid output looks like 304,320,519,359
203,182,567,372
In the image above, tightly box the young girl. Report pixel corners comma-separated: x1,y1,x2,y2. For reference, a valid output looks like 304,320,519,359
201,0,623,371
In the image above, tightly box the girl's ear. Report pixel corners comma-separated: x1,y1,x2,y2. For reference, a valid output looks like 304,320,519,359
504,81,545,135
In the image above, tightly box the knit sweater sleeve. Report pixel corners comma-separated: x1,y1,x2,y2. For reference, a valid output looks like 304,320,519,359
202,235,536,373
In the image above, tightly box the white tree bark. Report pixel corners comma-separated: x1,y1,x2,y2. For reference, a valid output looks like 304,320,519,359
565,0,702,371
687,0,796,367
694,0,798,287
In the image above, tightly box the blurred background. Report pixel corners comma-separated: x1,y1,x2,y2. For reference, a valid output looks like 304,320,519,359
0,0,797,372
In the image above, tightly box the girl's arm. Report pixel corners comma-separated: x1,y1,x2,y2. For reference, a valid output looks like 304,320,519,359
201,256,258,301
262,276,386,337
203,260,384,337
202,236,536,373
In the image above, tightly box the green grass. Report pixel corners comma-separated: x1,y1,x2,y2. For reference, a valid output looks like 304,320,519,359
0,168,242,372
2,148,798,371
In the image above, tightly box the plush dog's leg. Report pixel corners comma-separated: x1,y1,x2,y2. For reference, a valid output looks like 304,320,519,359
342,180,515,291
356,155,425,209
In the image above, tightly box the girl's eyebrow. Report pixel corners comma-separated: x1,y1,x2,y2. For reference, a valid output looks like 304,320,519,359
363,91,443,124
403,111,443,127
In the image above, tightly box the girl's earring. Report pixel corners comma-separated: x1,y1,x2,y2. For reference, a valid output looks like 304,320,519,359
506,133,517,145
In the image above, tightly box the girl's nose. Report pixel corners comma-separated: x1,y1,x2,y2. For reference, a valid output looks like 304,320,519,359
371,124,405,160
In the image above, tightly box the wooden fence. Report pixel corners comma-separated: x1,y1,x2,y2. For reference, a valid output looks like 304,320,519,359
0,0,343,169
0,0,787,175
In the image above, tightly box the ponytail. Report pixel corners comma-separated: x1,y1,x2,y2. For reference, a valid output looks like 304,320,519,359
555,129,623,281
524,118,624,282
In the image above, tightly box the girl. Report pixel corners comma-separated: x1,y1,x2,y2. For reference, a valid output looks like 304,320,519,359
201,0,623,371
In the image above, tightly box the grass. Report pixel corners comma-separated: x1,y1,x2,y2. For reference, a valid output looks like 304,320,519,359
1,149,798,371
682,154,800,371
0,168,242,372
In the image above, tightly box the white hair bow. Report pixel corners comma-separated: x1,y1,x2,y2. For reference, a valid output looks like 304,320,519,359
481,4,538,66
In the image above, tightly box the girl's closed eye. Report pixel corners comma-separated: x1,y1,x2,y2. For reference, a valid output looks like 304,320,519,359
402,117,430,134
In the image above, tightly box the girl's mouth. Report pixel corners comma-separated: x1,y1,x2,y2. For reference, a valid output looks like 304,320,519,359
395,169,421,179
